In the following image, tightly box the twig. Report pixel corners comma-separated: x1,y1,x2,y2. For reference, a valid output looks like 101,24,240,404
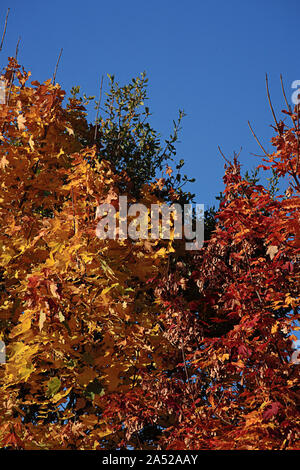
181,337,190,387
281,74,300,175
6,36,21,106
265,73,280,133
217,145,231,165
248,121,271,157
52,48,63,84
15,36,21,60
242,240,263,304
94,75,103,142
71,187,76,235
280,74,292,116
235,146,243,159
0,8,10,52
214,411,232,426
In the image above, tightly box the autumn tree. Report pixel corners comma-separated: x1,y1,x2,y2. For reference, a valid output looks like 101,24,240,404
109,97,300,450
1,57,298,451
0,58,184,449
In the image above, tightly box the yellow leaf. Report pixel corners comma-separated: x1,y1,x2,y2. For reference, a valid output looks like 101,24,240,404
58,311,65,322
166,165,173,176
0,155,9,169
220,353,230,362
65,126,74,135
266,245,278,260
45,251,56,268
101,283,119,297
155,247,167,257
80,415,99,427
10,311,32,337
17,114,26,131
29,135,35,151
19,363,34,381
51,387,72,404
49,282,59,298
39,311,46,331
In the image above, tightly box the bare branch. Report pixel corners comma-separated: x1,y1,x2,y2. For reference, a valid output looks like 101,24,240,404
265,73,280,133
0,8,10,52
280,74,292,116
5,37,21,106
281,74,300,174
217,145,231,165
94,75,104,142
248,121,271,157
15,36,21,60
234,146,243,159
52,48,63,84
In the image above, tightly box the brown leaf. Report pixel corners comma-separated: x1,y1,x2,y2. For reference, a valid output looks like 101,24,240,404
266,245,278,260
17,114,26,131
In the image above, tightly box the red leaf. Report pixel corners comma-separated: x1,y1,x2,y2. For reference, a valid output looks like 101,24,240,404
263,402,282,421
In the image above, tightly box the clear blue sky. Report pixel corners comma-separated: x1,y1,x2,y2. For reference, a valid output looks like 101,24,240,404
1,0,299,207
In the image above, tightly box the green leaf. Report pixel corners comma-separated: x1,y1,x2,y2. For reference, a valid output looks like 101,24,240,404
47,377,61,397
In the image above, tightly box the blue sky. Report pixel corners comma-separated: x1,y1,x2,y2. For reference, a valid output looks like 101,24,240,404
0,0,299,207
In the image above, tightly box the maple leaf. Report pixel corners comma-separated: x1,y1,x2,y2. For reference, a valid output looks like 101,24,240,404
166,165,173,176
0,58,299,452
263,402,282,421
0,155,9,170
65,126,74,135
39,311,46,331
17,114,26,131
266,245,278,260
155,177,165,190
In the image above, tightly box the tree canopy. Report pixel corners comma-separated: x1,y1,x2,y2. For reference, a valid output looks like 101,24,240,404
0,58,299,450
